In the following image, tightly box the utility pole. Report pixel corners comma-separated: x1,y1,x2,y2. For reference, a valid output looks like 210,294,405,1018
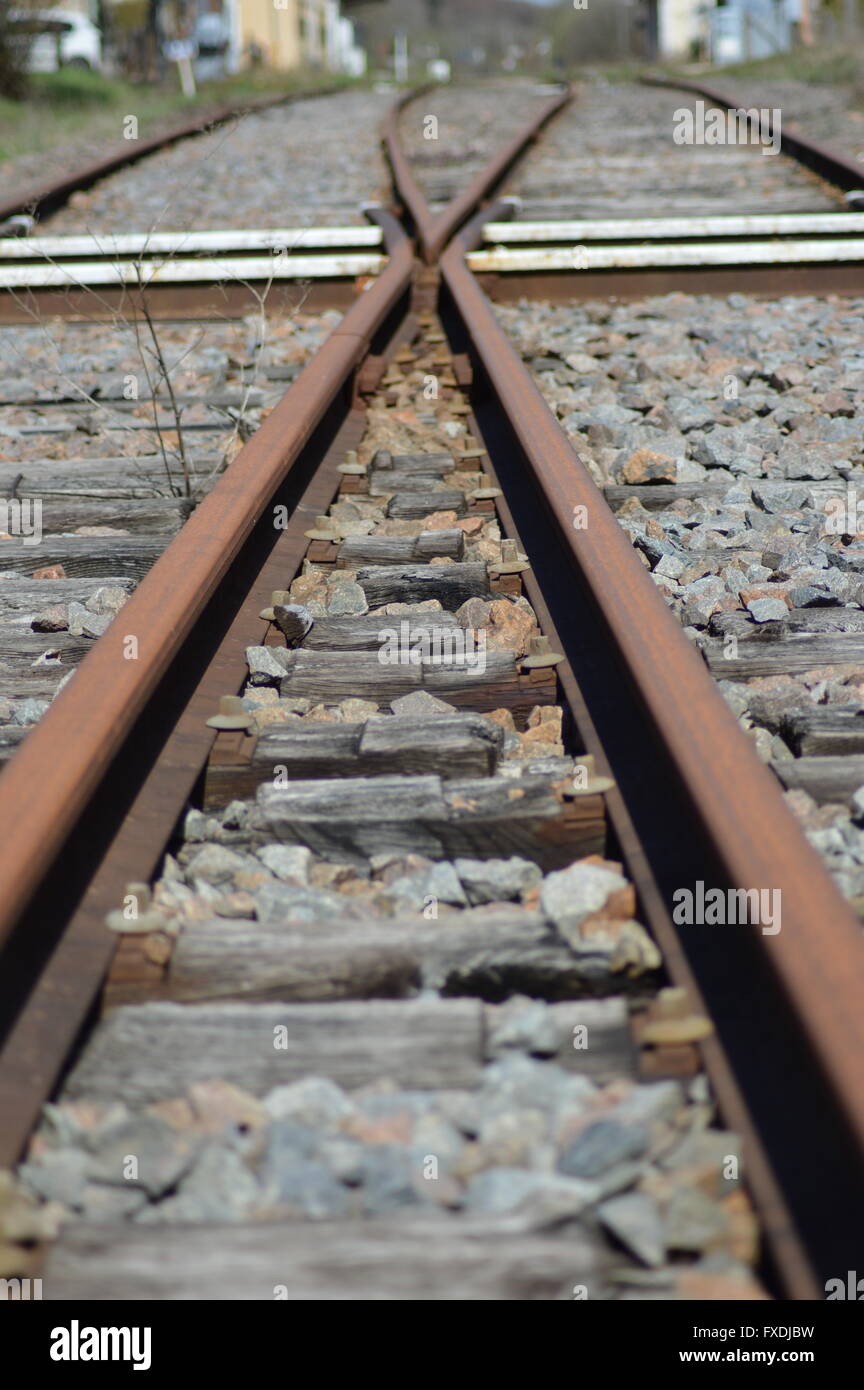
844,0,858,40
147,0,163,80
799,0,815,47
616,0,631,59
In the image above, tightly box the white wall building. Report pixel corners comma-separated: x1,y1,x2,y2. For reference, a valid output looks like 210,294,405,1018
654,0,710,60
650,0,804,62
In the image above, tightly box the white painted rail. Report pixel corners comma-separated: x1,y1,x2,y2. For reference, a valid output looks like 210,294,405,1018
468,240,864,272
482,213,864,243
0,226,383,261
0,253,386,289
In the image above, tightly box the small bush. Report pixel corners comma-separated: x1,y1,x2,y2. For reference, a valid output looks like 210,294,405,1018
29,68,126,108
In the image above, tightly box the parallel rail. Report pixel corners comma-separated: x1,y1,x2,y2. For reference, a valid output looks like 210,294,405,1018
441,201,864,1300
0,84,345,226
473,79,864,300
643,72,864,197
0,89,386,318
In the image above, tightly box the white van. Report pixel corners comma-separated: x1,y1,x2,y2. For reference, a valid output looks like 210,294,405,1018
10,9,103,74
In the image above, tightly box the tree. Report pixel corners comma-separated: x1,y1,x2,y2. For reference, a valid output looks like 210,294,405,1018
0,8,31,100
542,0,630,69
146,0,168,80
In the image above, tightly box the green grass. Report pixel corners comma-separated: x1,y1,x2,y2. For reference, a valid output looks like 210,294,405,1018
644,43,864,115
541,43,864,92
28,68,129,107
0,67,356,169
695,44,864,85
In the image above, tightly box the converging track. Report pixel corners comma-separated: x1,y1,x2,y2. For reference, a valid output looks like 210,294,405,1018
0,77,863,1302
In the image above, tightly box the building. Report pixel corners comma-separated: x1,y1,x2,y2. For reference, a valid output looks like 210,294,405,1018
652,0,709,60
643,0,807,62
231,0,365,73
101,0,365,76
708,0,803,63
224,0,303,71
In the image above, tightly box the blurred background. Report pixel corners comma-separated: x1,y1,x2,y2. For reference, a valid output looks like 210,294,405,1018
2,2,864,172
3,1,864,89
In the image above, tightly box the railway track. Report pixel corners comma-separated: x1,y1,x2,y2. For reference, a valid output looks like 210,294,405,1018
0,89,392,760
0,77,863,1308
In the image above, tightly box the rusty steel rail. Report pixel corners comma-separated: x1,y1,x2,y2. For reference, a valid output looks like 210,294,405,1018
0,206,412,957
0,84,346,226
0,91,428,1170
0,203,413,1162
437,199,864,1297
383,84,571,262
380,85,435,253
